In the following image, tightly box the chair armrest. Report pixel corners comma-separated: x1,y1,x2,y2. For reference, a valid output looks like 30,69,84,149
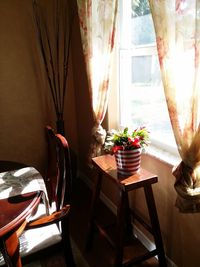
16,220,28,237
26,205,70,229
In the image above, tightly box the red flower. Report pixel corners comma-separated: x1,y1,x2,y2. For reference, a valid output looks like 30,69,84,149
112,146,123,153
128,137,141,148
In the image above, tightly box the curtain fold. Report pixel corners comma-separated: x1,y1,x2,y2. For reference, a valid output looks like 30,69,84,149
149,0,200,212
76,0,118,159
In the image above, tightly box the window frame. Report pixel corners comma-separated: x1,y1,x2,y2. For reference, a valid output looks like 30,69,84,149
107,0,180,163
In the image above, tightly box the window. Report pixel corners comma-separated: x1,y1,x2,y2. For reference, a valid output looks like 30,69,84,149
118,0,177,154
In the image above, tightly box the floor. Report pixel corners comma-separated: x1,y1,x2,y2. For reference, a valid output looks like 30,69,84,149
69,176,160,267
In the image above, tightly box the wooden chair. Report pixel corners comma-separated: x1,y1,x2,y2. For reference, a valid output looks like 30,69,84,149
0,127,76,266
22,126,76,266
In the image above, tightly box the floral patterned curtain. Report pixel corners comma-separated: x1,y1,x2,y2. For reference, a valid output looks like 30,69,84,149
76,0,118,159
149,0,200,212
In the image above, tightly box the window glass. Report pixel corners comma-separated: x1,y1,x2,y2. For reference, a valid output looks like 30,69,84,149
132,55,160,84
132,9,154,45
119,0,177,150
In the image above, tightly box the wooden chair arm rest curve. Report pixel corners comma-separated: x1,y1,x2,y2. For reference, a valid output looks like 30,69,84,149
26,205,70,229
16,220,28,238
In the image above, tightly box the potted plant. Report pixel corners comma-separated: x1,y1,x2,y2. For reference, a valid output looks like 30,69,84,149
104,127,150,176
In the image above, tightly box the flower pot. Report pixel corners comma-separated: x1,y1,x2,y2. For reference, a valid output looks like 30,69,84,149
114,148,141,176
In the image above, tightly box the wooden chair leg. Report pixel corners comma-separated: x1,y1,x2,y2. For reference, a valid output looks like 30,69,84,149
1,231,22,267
61,217,76,267
144,184,167,267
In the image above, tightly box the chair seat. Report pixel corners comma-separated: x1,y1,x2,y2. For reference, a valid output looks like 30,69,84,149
19,223,61,257
0,203,61,266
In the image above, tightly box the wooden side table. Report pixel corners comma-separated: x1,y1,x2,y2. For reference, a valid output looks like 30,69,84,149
86,154,167,267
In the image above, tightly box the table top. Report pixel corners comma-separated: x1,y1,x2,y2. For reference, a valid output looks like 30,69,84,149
0,165,48,237
0,191,42,237
92,154,158,191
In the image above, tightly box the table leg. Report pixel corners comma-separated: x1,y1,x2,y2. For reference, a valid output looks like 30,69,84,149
124,192,133,241
114,189,126,267
1,231,22,267
144,184,167,267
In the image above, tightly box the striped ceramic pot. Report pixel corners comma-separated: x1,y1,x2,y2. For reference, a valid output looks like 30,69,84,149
115,148,141,176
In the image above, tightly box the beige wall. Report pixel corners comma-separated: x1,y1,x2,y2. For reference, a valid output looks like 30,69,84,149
0,0,78,176
0,1,47,175
0,0,91,176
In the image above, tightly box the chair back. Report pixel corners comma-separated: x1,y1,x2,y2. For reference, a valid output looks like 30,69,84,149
45,126,72,211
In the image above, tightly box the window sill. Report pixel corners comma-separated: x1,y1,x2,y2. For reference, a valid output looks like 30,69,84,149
144,145,181,168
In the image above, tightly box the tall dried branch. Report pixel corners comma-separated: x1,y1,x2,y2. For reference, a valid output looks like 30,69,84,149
32,0,74,120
